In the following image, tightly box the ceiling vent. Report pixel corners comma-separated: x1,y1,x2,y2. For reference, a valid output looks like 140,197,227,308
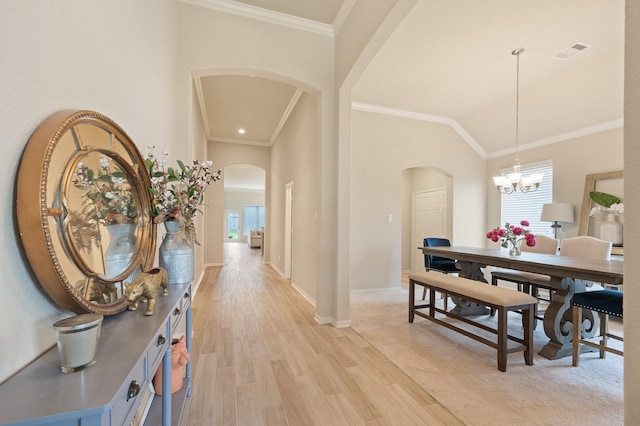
552,42,592,60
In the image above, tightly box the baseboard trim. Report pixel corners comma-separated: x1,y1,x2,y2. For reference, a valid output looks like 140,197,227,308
332,319,352,328
292,282,316,307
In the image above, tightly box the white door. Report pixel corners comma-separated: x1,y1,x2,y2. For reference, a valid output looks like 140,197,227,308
284,182,293,279
413,188,448,272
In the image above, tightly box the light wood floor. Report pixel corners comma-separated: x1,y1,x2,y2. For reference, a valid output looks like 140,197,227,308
181,242,462,425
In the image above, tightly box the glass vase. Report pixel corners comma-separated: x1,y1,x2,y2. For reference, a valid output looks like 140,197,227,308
508,239,522,256
159,220,194,285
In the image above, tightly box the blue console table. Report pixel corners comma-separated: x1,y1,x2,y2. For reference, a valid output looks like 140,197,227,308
0,283,192,426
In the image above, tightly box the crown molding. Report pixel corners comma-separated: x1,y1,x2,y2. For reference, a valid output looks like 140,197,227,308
269,88,303,144
351,102,489,159
352,102,624,160
209,135,272,147
180,0,334,37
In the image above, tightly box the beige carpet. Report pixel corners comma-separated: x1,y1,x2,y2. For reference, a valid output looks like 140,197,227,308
350,284,623,426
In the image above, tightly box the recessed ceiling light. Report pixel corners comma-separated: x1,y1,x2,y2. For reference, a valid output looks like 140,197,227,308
238,128,246,135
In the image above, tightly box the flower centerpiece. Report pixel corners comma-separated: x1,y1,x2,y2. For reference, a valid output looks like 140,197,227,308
72,156,138,225
145,147,222,285
145,147,222,244
486,220,536,256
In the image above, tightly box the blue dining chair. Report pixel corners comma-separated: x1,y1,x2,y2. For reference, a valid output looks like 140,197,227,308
421,238,460,304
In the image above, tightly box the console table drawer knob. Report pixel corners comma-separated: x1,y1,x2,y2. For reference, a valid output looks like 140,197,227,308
157,334,166,346
127,380,140,401
174,308,181,316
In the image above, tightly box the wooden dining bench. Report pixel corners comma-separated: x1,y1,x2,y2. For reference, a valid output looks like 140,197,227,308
408,271,537,372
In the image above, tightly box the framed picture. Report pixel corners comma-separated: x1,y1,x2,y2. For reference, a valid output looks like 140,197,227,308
578,170,624,255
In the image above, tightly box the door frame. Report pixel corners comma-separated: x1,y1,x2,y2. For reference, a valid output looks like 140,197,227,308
225,209,241,242
412,187,448,272
284,181,293,279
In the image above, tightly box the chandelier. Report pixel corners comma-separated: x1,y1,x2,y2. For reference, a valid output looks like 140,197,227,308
493,48,544,194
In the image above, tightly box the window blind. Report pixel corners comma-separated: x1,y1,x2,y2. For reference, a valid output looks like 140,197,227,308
243,205,265,236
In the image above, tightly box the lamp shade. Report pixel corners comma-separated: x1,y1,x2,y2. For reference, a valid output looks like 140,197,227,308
540,203,574,223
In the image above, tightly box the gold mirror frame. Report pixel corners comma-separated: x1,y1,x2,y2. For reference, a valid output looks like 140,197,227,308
17,110,156,315
578,170,624,256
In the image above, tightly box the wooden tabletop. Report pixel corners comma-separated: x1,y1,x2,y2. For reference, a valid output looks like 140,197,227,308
419,246,623,285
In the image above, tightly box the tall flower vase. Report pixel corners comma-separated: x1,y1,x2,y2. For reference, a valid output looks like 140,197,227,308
600,213,623,246
508,239,522,256
104,222,137,278
159,221,194,285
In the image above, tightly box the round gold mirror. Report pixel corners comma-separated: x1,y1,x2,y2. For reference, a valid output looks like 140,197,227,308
17,110,156,315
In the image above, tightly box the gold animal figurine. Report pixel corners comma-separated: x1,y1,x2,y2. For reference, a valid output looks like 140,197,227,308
125,268,169,315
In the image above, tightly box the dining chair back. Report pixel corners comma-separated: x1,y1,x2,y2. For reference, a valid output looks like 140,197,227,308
424,238,461,273
525,235,560,254
559,236,612,260
421,238,460,304
491,235,559,291
527,236,614,327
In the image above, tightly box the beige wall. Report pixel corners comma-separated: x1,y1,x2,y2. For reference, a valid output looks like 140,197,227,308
625,0,640,420
350,110,487,291
0,0,178,383
335,0,419,87
270,93,320,300
486,127,623,240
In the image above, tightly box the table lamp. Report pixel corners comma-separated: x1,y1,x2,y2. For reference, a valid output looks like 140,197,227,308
540,203,574,239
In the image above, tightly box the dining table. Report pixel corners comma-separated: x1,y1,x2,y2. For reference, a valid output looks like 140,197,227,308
417,245,624,360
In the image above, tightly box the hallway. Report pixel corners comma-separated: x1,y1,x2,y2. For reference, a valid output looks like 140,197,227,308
182,242,461,425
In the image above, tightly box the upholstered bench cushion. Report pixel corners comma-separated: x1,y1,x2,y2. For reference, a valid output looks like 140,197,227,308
409,271,537,307
573,289,623,317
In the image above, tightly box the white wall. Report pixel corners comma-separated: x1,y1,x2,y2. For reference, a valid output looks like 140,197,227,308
0,0,178,383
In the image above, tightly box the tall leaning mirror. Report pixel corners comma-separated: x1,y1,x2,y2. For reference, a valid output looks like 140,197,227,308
17,110,156,315
578,170,624,256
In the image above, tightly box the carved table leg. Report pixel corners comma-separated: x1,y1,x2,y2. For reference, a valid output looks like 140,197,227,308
450,260,491,316
539,277,599,359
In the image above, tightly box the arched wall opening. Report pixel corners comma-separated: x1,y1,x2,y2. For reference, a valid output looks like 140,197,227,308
222,164,266,244
187,68,327,315
401,167,454,275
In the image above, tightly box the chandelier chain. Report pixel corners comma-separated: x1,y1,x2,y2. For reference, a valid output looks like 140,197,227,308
492,47,544,194
515,48,520,161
